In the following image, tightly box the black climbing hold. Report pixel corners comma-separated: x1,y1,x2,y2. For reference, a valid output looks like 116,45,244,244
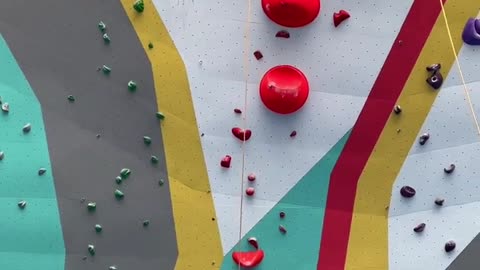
38,168,47,176
419,133,430,145
18,200,27,209
88,244,95,256
435,198,445,206
143,220,150,227
413,223,426,233
279,211,285,218
445,241,456,252
400,185,416,198
426,64,443,90
393,105,402,114
444,164,455,174
22,123,31,133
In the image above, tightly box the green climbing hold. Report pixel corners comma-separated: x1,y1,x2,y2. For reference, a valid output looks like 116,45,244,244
143,220,150,227
98,21,106,32
0,151,4,161
155,112,165,120
127,80,137,91
88,244,95,256
133,0,144,12
120,168,131,179
87,202,97,211
143,136,152,145
18,200,27,209
148,42,154,49
95,224,103,232
22,123,31,133
114,189,124,199
158,179,165,186
67,95,75,102
150,155,159,164
102,65,111,74
103,33,111,43
38,168,47,175
115,176,122,184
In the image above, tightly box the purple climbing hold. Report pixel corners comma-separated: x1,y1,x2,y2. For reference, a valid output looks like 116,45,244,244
462,18,480,46
400,185,416,198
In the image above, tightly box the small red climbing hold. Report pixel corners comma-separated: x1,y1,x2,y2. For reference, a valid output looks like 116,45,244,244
275,30,290,38
232,128,252,141
254,50,263,60
290,130,297,137
220,155,232,168
333,10,350,27
259,65,309,114
247,173,256,182
234,108,242,114
246,187,255,196
262,0,321,28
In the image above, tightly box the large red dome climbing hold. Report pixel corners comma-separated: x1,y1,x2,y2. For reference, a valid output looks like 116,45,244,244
259,65,309,114
261,0,321,28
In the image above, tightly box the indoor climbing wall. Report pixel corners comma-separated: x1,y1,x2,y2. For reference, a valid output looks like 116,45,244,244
1,0,480,269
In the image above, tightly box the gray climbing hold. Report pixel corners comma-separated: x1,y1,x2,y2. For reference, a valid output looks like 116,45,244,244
1,102,9,113
150,155,159,164
143,220,150,227
22,123,31,133
38,168,47,176
67,95,75,102
158,179,165,186
155,112,165,120
114,189,124,199
109,266,118,270
0,151,4,161
80,197,86,203
95,224,103,232
88,244,95,256
18,200,27,209
120,168,131,179
103,33,111,43
98,21,106,32
127,80,137,91
143,136,152,145
102,65,111,74
115,176,122,184
87,202,97,211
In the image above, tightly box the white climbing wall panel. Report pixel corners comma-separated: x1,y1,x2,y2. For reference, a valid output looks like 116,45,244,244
154,0,414,253
389,44,480,269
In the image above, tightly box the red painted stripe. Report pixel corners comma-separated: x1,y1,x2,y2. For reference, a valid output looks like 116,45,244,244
316,0,446,269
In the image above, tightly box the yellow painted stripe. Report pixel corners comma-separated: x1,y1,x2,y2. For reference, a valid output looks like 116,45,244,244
345,1,477,269
119,1,223,269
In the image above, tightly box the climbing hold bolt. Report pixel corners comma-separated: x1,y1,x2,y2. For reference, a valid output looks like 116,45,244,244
155,112,165,120
143,136,152,145
246,187,255,196
143,220,150,227
38,168,47,175
18,200,27,209
120,168,131,179
22,123,31,133
150,155,159,164
95,224,102,232
88,244,95,256
102,65,111,74
98,21,106,32
1,102,9,113
115,176,122,184
444,164,455,174
413,223,426,233
333,10,350,27
462,18,480,45
102,33,111,43
435,198,445,206
67,95,75,102
127,80,137,91
247,173,256,182
220,155,232,168
254,51,263,60
400,185,416,198
426,64,443,90
290,130,297,137
275,30,290,38
279,225,287,234
419,133,430,145
114,189,124,199
0,151,4,160
445,241,456,253
133,0,144,12
232,127,252,141
87,202,97,211
393,105,402,114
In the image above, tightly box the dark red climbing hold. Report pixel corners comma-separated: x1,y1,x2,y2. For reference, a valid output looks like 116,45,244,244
333,10,350,27
248,237,259,249
275,30,290,38
247,173,256,182
259,65,309,114
279,225,287,234
279,211,285,218
220,155,232,168
254,51,264,60
413,223,426,233
234,108,242,114
445,241,456,252
232,127,252,141
290,130,297,137
462,18,480,45
400,186,416,198
262,0,320,28
246,187,255,196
